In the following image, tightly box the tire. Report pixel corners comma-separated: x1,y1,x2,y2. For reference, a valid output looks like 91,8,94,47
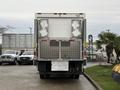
74,74,79,79
70,74,74,79
14,60,19,65
18,62,22,65
40,74,49,79
40,74,45,79
71,74,79,79
16,60,22,65
46,74,49,79
0,62,2,65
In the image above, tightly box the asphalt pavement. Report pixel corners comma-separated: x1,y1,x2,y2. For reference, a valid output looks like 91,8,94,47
0,65,96,90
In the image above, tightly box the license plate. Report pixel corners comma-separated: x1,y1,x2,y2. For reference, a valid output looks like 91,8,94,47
51,61,69,71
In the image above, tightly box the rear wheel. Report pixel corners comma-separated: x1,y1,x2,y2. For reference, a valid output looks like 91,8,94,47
74,75,79,79
0,62,2,65
40,74,49,79
72,74,79,79
18,62,22,65
40,74,45,79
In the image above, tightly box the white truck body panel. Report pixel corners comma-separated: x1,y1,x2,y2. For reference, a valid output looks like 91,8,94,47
49,19,71,38
35,13,86,61
35,13,85,18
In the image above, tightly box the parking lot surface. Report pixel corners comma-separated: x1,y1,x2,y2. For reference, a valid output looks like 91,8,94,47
0,65,96,90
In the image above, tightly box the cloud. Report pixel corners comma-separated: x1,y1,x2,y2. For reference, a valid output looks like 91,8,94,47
0,0,120,39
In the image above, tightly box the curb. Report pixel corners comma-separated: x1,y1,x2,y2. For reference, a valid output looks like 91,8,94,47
83,73,103,90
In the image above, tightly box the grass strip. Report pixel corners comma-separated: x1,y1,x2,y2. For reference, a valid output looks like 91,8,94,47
85,65,120,90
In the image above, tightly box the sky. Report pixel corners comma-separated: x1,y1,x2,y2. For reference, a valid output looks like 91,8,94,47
0,0,120,40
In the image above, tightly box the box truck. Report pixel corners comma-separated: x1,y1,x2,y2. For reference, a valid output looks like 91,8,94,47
34,13,86,79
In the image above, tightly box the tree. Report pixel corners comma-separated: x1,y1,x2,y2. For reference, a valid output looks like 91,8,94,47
106,42,114,63
98,31,117,44
95,40,102,49
96,31,117,49
114,36,120,62
96,31,117,63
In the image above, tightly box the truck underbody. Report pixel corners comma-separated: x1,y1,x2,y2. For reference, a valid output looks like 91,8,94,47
37,60,84,79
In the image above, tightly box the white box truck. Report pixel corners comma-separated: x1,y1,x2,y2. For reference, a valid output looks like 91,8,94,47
34,13,86,79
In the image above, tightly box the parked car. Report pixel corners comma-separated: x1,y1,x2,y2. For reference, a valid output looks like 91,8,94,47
0,50,20,65
17,50,34,65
